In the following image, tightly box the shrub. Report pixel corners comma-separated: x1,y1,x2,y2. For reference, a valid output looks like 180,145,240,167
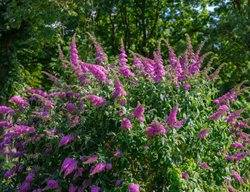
0,34,249,192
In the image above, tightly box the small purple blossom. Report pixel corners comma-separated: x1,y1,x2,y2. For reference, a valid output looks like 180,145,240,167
4,167,17,179
106,163,112,170
18,182,31,192
225,152,247,161
114,149,121,158
167,105,186,128
225,177,231,182
9,96,29,107
210,111,225,120
59,134,74,147
131,103,145,122
231,170,243,182
68,184,78,192
227,185,236,192
25,171,35,182
198,128,209,139
66,103,76,111
168,105,178,125
87,95,106,108
119,65,135,78
182,172,189,180
183,83,190,91
120,99,126,106
0,121,10,127
199,162,209,169
118,110,124,116
115,179,124,187
146,120,166,138
128,183,140,192
121,118,132,130
89,162,106,176
133,54,143,69
86,64,109,83
13,125,35,135
218,105,229,111
91,185,100,192
47,179,58,189
230,141,244,149
0,106,15,115
141,57,155,77
225,110,243,122
82,155,98,164
61,158,78,177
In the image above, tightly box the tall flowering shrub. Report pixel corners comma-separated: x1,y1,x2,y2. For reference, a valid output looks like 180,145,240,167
0,35,249,192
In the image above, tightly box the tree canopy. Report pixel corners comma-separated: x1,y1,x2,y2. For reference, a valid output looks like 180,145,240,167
0,0,250,102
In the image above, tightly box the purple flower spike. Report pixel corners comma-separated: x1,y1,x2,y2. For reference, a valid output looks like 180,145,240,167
113,80,126,99
128,183,140,192
119,41,128,65
70,34,79,65
153,48,165,82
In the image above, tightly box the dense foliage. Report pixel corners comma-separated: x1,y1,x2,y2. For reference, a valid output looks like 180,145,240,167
0,35,249,191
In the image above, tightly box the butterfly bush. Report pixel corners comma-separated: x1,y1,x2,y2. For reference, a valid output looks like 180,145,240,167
0,34,249,192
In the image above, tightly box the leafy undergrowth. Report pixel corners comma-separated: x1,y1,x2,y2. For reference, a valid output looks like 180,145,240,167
0,34,249,192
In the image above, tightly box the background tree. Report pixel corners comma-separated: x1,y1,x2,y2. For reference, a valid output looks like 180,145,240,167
0,0,249,104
